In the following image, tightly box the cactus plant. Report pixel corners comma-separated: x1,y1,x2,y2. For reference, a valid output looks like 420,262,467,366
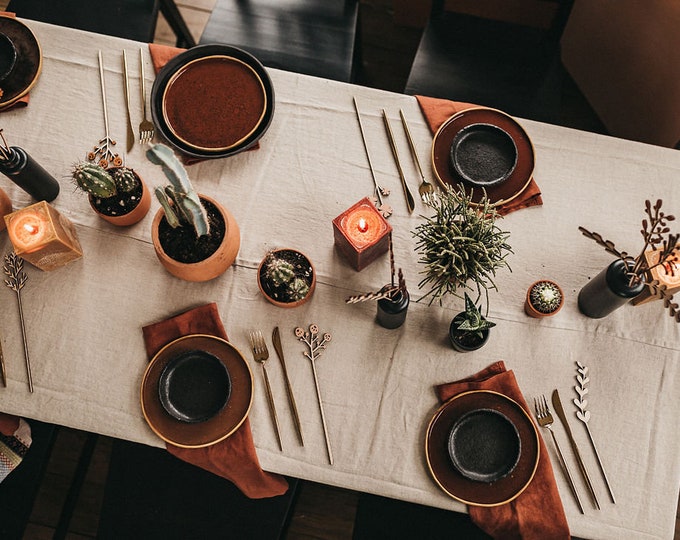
146,143,209,237
526,280,564,317
72,162,117,198
258,248,315,307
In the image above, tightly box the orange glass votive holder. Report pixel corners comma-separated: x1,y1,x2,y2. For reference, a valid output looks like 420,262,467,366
4,201,83,271
333,197,392,271
632,249,680,305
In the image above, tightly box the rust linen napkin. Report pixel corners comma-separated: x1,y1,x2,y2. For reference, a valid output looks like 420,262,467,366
0,12,29,111
142,302,288,499
415,95,542,215
0,412,31,483
435,361,570,540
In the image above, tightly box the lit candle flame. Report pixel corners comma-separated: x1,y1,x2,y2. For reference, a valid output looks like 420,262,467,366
23,223,39,235
357,217,368,233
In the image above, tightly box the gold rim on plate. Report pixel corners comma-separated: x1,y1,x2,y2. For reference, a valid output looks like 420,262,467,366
141,334,253,449
161,54,267,153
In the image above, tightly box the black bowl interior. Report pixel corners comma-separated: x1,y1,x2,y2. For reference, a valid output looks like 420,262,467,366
449,123,518,187
0,32,17,82
158,349,232,423
447,408,521,483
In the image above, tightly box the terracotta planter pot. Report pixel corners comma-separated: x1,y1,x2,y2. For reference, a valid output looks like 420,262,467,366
151,195,240,282
257,248,316,308
0,187,12,231
525,280,564,318
88,170,151,227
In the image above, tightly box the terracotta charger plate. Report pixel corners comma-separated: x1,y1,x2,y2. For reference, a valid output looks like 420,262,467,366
141,334,253,449
152,44,275,159
425,390,540,507
431,108,535,207
0,15,42,110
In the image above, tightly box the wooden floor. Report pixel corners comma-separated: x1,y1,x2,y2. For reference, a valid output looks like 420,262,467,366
2,0,678,538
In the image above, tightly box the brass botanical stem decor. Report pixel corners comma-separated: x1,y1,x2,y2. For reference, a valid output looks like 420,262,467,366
579,199,679,321
3,252,32,392
412,184,512,307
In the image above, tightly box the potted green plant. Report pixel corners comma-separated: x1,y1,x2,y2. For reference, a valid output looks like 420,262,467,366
146,143,240,282
72,161,151,226
525,280,564,318
449,293,495,351
412,184,512,343
257,248,315,307
578,199,679,320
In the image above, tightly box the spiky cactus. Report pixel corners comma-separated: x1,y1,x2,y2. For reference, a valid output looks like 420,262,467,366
72,162,139,198
528,281,563,314
146,143,209,237
264,256,295,287
288,277,310,301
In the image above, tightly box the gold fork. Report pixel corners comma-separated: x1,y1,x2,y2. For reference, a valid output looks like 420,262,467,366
138,48,154,144
399,109,436,205
534,394,584,514
249,330,283,451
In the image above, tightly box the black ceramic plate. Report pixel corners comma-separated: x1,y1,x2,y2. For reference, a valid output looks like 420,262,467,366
426,390,539,507
447,408,521,483
449,123,518,188
151,44,275,159
0,15,42,109
158,349,232,423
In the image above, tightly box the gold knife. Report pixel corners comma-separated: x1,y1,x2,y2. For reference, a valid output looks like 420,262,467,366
552,389,600,509
272,326,304,445
122,50,135,152
382,109,415,213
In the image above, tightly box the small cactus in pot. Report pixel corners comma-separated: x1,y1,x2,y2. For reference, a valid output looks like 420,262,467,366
258,248,316,307
525,280,564,317
72,161,150,225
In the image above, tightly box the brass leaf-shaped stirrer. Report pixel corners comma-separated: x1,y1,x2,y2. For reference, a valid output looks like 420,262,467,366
3,252,32,392
295,324,333,465
574,361,614,503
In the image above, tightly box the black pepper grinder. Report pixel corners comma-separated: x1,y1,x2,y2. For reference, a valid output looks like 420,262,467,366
0,132,60,202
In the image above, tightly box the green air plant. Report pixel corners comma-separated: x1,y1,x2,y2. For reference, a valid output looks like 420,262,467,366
146,143,209,237
453,293,496,341
412,184,512,307
72,162,137,198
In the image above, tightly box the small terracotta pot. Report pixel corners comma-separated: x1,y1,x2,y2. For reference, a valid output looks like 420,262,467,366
0,187,12,231
525,280,564,318
88,170,151,227
257,248,316,308
151,195,240,282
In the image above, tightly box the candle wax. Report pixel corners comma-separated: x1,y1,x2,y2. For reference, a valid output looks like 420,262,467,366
341,208,387,249
10,213,48,253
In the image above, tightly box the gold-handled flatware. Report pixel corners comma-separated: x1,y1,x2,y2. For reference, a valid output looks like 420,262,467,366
352,97,390,208
382,109,415,213
3,252,32,392
399,109,435,205
574,361,616,503
138,48,154,144
296,324,333,465
552,389,600,509
534,394,584,513
91,51,119,166
122,50,135,153
272,326,304,446
249,330,283,451
0,334,6,387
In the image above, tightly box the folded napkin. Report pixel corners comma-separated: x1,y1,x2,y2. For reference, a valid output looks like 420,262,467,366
0,412,32,483
0,12,29,111
415,95,542,215
142,302,288,499
147,43,261,163
436,361,569,540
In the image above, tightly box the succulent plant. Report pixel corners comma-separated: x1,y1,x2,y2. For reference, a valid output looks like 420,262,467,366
528,281,563,314
259,249,314,305
453,292,496,341
288,277,310,301
72,162,139,198
412,184,512,307
146,143,209,237
264,257,296,287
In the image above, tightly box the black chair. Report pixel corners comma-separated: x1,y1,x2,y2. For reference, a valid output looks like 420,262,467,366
6,0,194,47
199,0,360,82
405,1,574,124
352,493,491,540
97,439,300,539
0,420,58,540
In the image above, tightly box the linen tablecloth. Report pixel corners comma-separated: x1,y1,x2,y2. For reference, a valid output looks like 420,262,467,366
0,20,678,539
